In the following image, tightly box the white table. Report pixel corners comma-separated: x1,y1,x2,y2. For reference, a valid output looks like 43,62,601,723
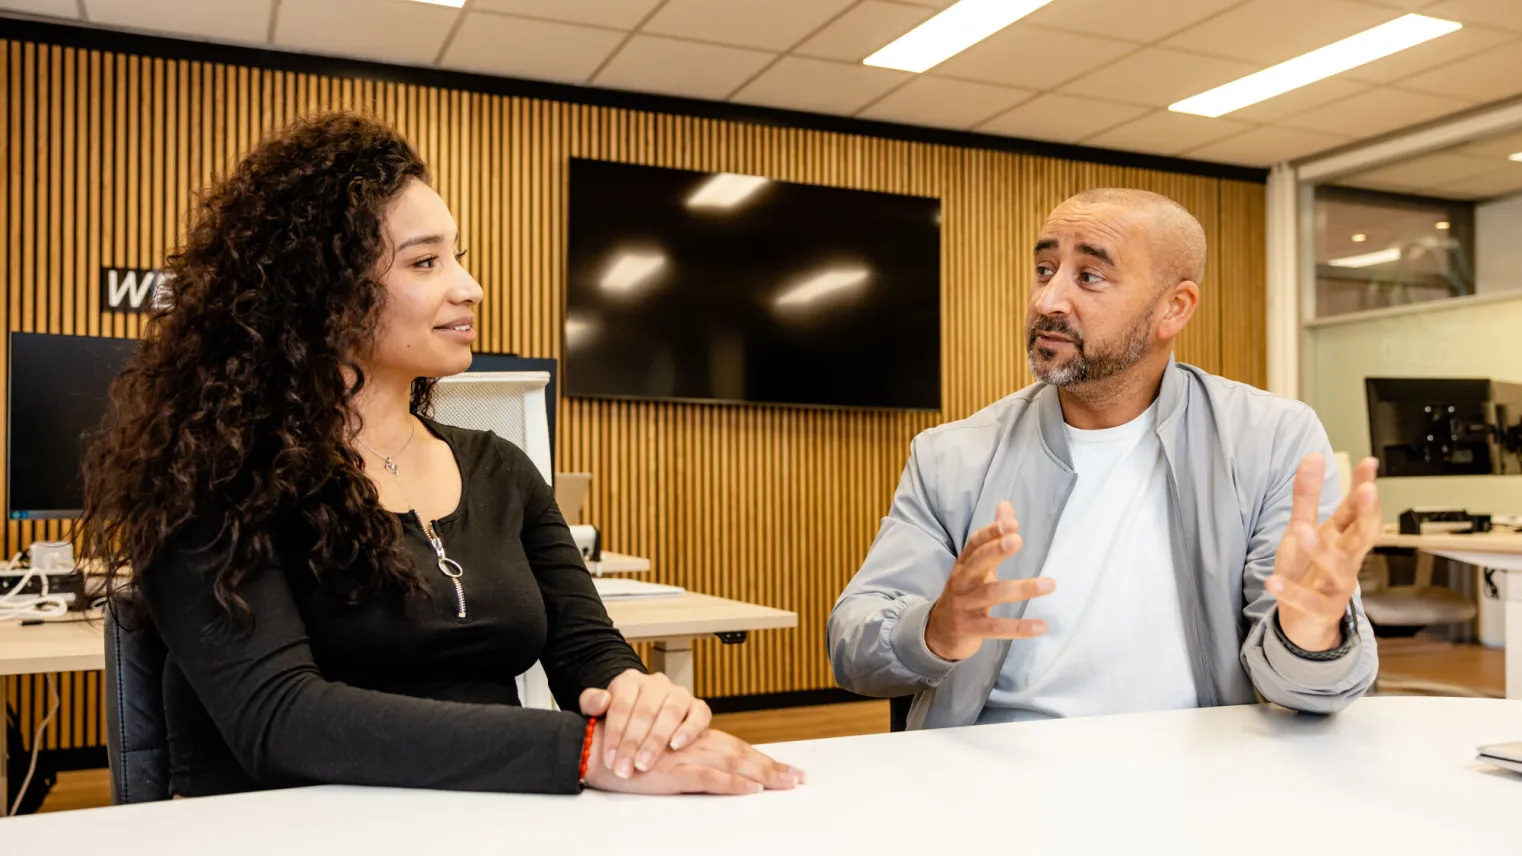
1,697,1518,852
1377,530,1522,699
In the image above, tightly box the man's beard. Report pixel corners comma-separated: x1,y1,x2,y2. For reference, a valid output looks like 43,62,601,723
1027,311,1151,388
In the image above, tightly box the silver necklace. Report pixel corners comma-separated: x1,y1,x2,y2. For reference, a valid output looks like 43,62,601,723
354,419,469,620
355,420,416,477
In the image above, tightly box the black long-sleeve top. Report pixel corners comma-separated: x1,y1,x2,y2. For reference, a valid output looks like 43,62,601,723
140,420,646,797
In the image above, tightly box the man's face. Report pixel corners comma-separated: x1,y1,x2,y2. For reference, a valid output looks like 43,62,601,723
1027,201,1163,388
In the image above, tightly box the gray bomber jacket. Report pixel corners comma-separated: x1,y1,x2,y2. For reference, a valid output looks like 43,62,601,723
829,360,1378,729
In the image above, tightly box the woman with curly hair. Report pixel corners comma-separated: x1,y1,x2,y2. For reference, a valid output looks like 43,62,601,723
80,112,798,798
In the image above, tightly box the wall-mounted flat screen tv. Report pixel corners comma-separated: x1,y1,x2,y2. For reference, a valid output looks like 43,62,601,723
564,159,941,410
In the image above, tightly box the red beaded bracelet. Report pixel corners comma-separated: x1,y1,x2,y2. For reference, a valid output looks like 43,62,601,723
578,717,599,786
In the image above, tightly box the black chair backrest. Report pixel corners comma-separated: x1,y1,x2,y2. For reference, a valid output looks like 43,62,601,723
103,604,172,804
889,694,912,733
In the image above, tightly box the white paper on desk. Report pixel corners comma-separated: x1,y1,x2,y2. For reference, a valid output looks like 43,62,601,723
592,578,685,599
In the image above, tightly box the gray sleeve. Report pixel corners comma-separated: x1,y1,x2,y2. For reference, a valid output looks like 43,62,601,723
1238,407,1378,714
828,434,961,698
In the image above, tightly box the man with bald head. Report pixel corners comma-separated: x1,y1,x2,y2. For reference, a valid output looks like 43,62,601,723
829,188,1381,729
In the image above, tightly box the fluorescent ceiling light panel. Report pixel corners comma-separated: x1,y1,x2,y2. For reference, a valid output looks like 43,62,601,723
864,0,1056,73
408,0,466,7
776,268,870,307
1170,15,1461,118
1328,247,1401,268
1508,152,1522,163
687,173,770,209
601,251,666,292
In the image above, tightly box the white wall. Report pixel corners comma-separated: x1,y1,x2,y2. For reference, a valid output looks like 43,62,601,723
1305,293,1522,522
1476,193,1522,296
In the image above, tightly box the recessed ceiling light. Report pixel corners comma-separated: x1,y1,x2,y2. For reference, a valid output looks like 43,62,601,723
1435,221,1451,230
601,251,666,293
1328,247,1401,268
687,173,770,210
1171,15,1461,118
408,0,466,7
776,268,870,307
1509,152,1522,162
1351,233,1367,242
864,0,1057,74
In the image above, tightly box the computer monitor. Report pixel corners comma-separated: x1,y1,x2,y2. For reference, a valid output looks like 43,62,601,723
1364,377,1522,477
7,332,140,519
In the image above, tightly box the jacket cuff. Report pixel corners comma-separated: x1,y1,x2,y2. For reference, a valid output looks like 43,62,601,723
889,598,958,683
1261,604,1360,688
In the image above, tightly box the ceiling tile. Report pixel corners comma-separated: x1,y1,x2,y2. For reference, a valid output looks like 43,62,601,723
470,0,661,29
1451,128,1522,159
1345,152,1498,188
643,0,855,51
731,56,911,115
1342,23,1516,84
1397,43,1522,103
594,35,773,100
1184,126,1350,166
976,93,1149,144
1,0,79,18
1420,0,1522,32
793,1,934,62
931,24,1136,91
87,0,272,43
1224,77,1370,124
1281,87,1473,137
1082,110,1252,157
857,76,1034,130
1440,165,1522,199
1025,0,1242,44
1059,48,1258,108
1163,0,1398,65
440,12,623,82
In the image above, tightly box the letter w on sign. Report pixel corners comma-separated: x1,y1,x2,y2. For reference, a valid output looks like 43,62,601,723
100,267,165,313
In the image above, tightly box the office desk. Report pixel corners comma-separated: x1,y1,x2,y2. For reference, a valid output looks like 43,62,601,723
0,618,104,816
1376,529,1522,699
585,551,650,576
2,697,1518,852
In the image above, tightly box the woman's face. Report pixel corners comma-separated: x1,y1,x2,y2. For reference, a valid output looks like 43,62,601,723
366,179,483,382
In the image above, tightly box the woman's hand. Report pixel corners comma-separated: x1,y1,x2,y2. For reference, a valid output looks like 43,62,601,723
582,724,803,795
580,670,711,778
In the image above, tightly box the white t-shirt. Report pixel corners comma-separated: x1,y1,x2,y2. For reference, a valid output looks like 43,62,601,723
979,402,1199,724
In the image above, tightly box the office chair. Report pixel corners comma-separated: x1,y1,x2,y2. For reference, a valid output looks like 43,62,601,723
102,603,172,804
1334,449,1477,636
889,695,912,733
430,370,558,710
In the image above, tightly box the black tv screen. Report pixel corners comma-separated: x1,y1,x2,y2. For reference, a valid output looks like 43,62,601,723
564,159,941,410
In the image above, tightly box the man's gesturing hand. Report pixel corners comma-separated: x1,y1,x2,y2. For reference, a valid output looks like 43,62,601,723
923,501,1055,662
1267,454,1381,652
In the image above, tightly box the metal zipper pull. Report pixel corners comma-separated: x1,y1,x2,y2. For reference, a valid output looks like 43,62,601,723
411,511,467,619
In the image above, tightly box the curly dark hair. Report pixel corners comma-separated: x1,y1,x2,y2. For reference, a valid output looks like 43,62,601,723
81,112,436,619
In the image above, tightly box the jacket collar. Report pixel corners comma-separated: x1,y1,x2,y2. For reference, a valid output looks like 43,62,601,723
1036,356,1184,469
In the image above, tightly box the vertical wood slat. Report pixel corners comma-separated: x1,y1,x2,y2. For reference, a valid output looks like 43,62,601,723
0,36,1267,747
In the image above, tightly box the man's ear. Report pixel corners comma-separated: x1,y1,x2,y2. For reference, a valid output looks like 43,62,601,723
1156,281,1199,342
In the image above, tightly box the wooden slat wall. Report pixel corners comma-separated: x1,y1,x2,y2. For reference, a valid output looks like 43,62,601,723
0,38,1266,752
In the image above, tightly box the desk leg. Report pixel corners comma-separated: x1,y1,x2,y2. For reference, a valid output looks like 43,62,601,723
1,677,9,817
650,638,694,694
1507,570,1521,701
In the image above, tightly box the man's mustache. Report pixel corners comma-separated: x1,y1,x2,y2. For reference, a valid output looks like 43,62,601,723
1028,315,1084,351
